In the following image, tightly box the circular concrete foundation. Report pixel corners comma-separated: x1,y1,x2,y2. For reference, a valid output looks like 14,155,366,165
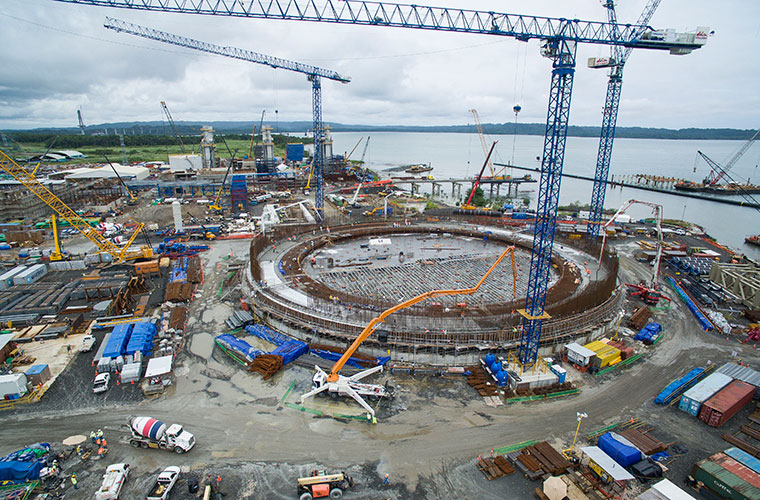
245,221,622,364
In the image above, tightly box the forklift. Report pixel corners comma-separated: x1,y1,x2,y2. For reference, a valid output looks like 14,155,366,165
297,470,354,500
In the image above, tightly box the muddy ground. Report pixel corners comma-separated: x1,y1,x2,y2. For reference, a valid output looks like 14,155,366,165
0,235,757,499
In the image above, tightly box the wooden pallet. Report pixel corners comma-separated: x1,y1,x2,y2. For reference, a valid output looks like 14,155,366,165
477,458,505,480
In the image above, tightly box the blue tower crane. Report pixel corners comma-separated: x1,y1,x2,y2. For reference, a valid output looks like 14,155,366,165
103,16,350,220
58,0,707,366
586,0,663,240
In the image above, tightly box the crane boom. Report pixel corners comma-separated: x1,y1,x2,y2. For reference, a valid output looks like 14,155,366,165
160,100,185,153
106,16,350,221
704,130,759,185
326,245,518,382
598,199,663,288
0,149,148,262
465,141,497,206
470,109,494,177
57,0,708,367
105,17,350,83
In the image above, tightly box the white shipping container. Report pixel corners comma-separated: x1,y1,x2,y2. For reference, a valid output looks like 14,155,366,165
679,372,732,416
578,210,590,219
0,265,27,290
0,373,28,398
12,263,47,285
616,214,632,224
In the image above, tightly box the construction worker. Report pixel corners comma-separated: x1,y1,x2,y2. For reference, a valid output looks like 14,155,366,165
96,429,104,440
97,446,105,458
101,438,108,449
383,473,389,485
71,474,78,490
90,430,96,443
95,437,101,447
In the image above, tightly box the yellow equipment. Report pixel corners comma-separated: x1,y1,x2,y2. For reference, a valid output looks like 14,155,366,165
0,149,152,262
50,214,64,262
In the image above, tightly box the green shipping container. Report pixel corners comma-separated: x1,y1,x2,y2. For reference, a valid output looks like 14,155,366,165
693,459,760,500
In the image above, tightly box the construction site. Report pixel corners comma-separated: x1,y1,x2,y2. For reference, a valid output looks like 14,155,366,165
0,1,760,500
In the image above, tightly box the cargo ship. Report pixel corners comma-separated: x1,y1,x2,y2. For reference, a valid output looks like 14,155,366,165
746,235,760,247
405,163,433,174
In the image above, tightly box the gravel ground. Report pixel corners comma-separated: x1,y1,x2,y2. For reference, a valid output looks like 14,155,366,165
0,236,757,499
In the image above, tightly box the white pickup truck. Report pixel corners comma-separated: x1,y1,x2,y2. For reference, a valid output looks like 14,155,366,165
80,334,97,352
95,463,129,500
146,466,180,500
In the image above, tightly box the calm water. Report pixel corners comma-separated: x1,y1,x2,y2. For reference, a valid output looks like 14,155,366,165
331,131,760,259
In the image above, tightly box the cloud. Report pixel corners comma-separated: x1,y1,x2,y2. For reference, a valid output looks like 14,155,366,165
1,0,757,129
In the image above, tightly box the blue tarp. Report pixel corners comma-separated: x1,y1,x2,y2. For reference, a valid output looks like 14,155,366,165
667,277,714,331
216,334,263,364
125,320,157,356
171,257,188,282
0,443,49,481
654,367,705,404
634,322,662,344
311,349,390,369
597,432,643,468
239,325,309,364
271,340,309,365
102,323,133,358
245,324,290,347
0,461,43,481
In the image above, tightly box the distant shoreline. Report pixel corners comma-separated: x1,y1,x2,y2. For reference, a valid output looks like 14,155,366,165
3,121,755,141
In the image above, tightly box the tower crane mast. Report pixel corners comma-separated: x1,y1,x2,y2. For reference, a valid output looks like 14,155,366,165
587,0,664,239
61,0,708,368
104,16,350,221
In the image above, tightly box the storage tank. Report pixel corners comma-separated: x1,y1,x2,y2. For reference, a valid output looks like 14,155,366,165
679,372,733,416
172,201,183,232
130,416,167,440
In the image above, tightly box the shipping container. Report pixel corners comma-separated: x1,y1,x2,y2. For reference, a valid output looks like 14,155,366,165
12,263,47,285
693,457,760,500
692,453,760,500
0,265,26,290
680,372,733,416
584,340,621,368
24,364,51,387
726,448,760,476
718,363,760,399
699,381,755,427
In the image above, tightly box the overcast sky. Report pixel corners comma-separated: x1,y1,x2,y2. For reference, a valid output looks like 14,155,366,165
1,0,758,130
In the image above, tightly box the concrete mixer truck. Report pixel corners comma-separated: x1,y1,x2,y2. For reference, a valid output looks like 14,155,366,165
124,416,195,454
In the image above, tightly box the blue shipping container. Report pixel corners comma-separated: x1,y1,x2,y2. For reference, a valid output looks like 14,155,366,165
679,372,733,416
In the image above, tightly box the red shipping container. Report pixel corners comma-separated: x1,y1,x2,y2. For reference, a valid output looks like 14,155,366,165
699,380,755,427
708,452,760,490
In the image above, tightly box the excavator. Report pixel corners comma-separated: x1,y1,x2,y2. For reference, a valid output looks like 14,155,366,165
0,149,152,262
300,245,518,416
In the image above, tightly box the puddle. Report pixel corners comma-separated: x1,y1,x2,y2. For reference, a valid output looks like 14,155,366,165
190,332,215,359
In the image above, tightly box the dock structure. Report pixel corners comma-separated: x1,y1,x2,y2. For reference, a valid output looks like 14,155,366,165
389,176,537,200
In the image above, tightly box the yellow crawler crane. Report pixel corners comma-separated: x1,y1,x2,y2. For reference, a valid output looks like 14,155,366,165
0,149,152,262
